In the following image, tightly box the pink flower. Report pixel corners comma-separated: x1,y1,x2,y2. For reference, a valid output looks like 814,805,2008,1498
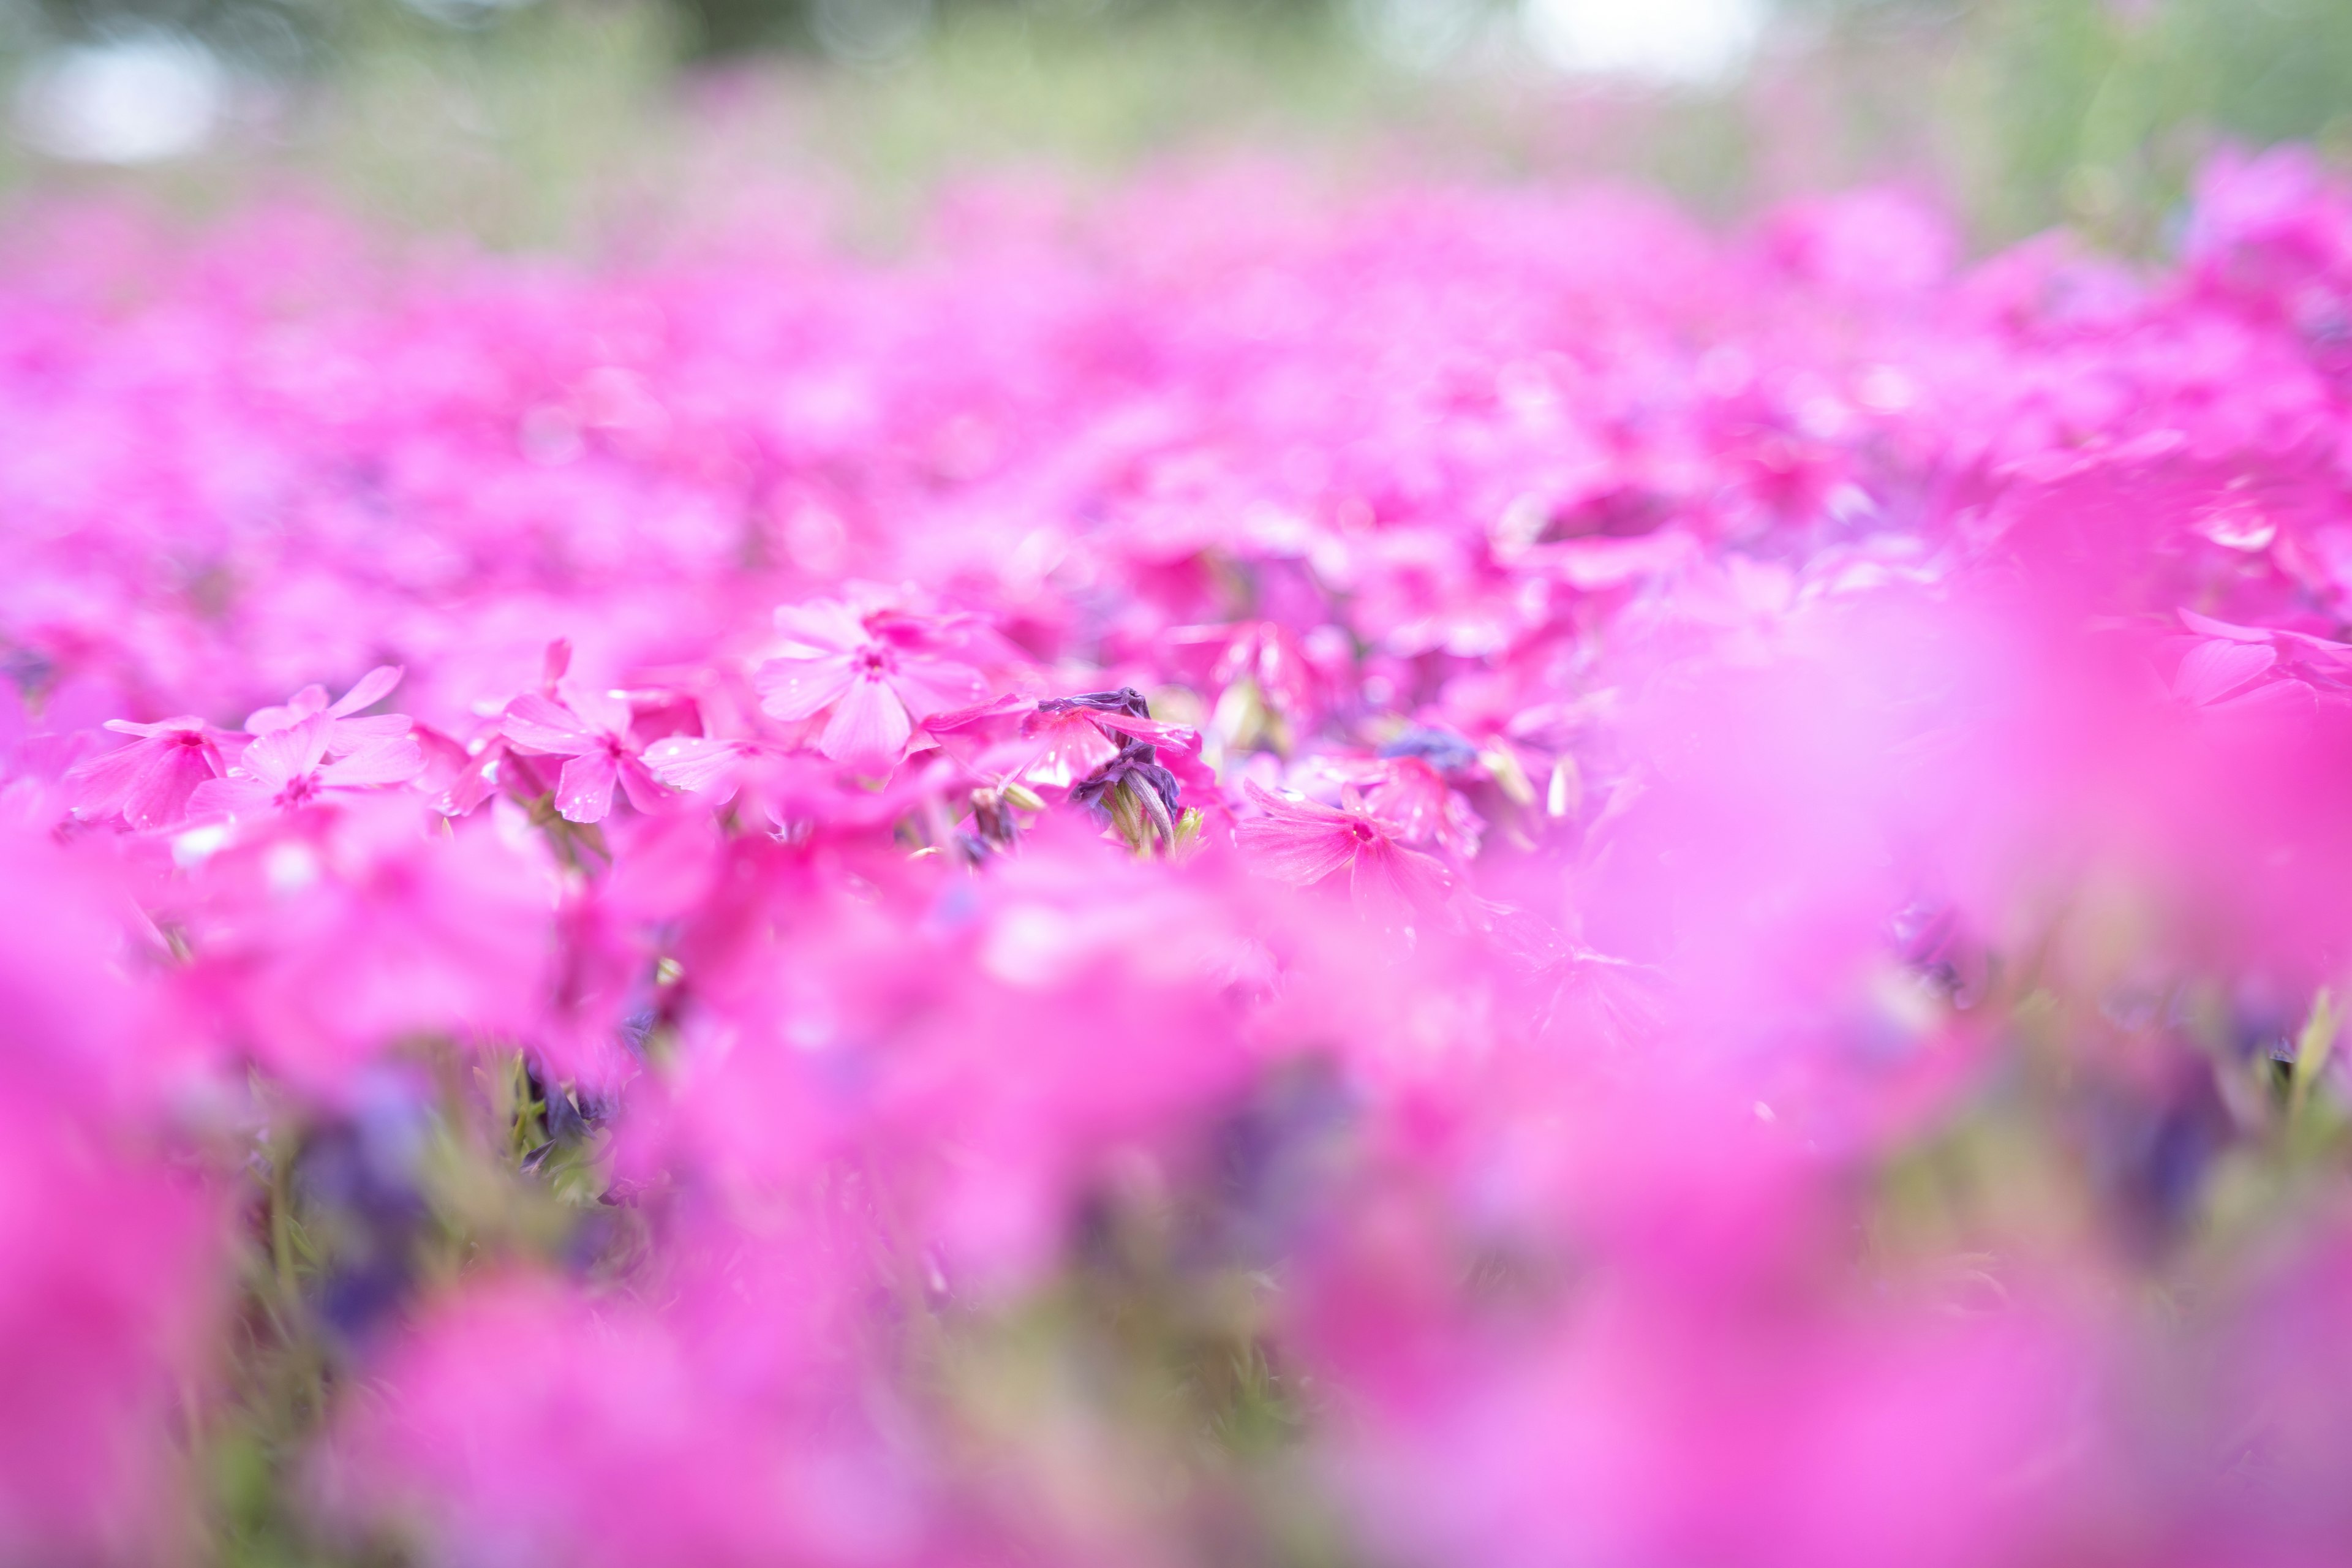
178,798,553,1087
1362,754,1485,858
65,716,238,830
244,664,412,755
754,598,986,774
187,713,423,820
1168,619,1342,733
0,1098,224,1564
1234,780,1452,924
501,686,669,824
2170,637,2310,712
1019,692,1200,788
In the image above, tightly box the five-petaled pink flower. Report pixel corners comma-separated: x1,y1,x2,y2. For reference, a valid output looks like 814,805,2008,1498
502,686,668,824
755,598,987,774
245,665,413,755
188,714,424,820
1234,780,1452,925
66,717,239,830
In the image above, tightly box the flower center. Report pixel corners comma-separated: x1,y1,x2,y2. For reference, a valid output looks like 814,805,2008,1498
275,772,322,810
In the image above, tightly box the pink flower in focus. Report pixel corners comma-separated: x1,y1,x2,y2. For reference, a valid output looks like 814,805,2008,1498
755,598,987,774
188,714,423,820
502,687,670,824
1235,779,1452,924
245,665,412,755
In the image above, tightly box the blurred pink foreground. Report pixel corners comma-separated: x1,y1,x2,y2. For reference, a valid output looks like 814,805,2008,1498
9,148,2352,1564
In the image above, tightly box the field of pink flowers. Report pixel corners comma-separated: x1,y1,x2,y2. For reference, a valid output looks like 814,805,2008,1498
12,143,2352,1565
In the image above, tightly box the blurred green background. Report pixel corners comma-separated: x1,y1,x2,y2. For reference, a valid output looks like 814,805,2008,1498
3,0,2350,251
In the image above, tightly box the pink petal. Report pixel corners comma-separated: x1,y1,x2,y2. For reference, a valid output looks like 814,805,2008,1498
817,674,913,771
1235,823,1357,886
564,684,635,739
428,736,503,818
113,740,221,830
1361,837,1453,914
1090,711,1202,752
326,713,417,755
555,752,619,823
2174,639,2278,706
326,665,405,718
185,775,274,821
66,739,163,819
246,685,330,734
1242,779,1359,829
756,654,858,722
321,737,426,788
502,694,597,755
1234,791,1360,887
243,717,332,791
771,600,868,654
2205,676,2316,717
617,755,669,815
642,736,749,794
886,658,989,719
2175,607,2274,644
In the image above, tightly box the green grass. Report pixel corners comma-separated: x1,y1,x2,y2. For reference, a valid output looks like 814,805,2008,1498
6,0,2352,254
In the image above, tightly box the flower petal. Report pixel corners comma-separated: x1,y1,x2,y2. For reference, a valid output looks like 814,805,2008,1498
326,713,417,756
503,694,597,755
246,685,332,735
817,674,913,771
617,755,670,815
243,716,332,791
321,738,426,788
2174,639,2277,706
886,658,989,719
185,775,273,822
756,654,858,722
1234,788,1360,887
326,665,405,718
555,752,619,823
643,736,750,794
771,599,869,655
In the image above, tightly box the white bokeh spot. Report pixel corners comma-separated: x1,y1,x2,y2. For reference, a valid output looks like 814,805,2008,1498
17,31,226,165
1521,0,1766,84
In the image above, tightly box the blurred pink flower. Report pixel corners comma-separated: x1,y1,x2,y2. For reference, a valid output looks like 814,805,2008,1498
755,598,987,774
1236,779,1452,923
64,715,237,830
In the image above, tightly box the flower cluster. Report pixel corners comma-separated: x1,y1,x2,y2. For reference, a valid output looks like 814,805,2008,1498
11,147,2352,1564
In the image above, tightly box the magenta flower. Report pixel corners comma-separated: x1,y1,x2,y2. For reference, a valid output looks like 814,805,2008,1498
1362,755,1485,858
187,714,423,820
245,665,412,755
1234,780,1453,924
65,715,239,830
502,686,668,824
754,598,986,774
1020,692,1200,787
2170,636,2310,713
